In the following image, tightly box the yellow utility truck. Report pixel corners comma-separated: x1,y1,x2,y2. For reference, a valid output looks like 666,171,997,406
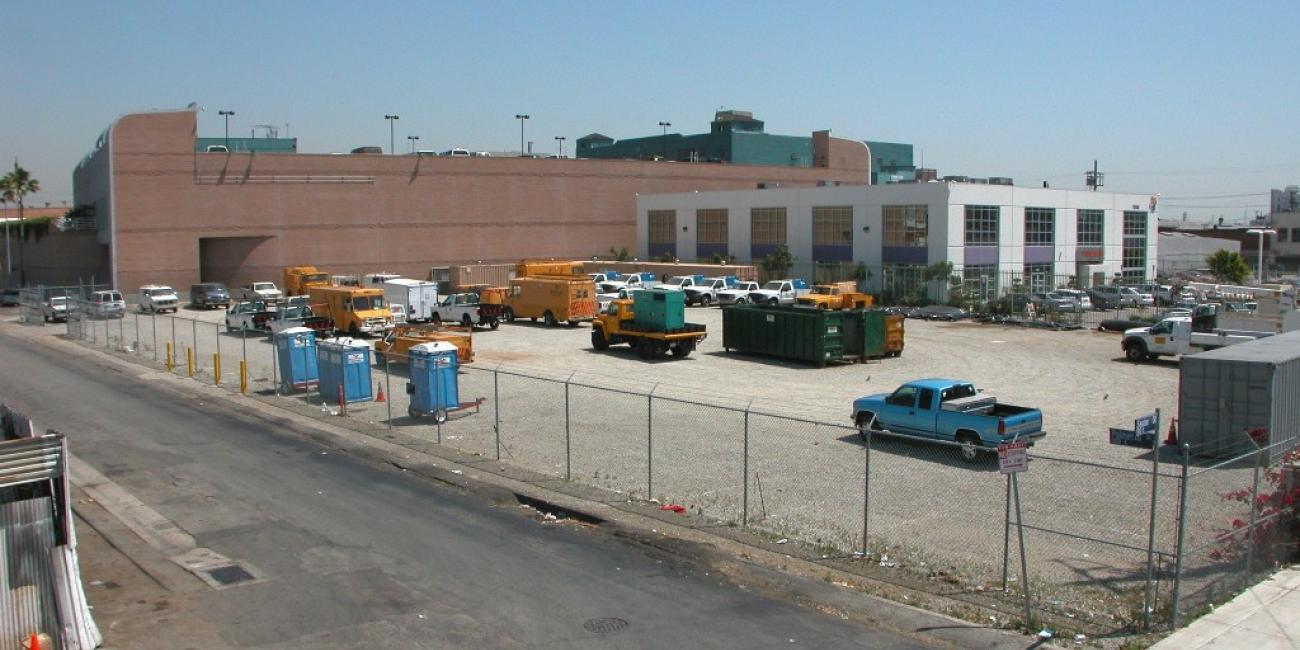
308,285,393,336
591,289,707,359
503,276,598,327
796,281,873,310
282,266,332,297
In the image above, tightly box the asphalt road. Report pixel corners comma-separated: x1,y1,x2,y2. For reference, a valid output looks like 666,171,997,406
0,333,938,648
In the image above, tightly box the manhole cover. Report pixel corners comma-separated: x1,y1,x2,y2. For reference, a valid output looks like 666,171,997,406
206,565,255,586
583,617,629,634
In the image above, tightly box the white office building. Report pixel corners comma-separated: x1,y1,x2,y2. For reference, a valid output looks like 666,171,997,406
636,182,1158,298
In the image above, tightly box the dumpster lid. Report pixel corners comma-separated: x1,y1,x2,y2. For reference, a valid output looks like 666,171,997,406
410,341,458,355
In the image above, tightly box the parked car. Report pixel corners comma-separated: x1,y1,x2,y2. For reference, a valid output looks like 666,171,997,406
716,281,761,305
1087,286,1134,310
852,379,1045,462
190,283,232,309
42,296,69,323
1121,287,1155,307
89,290,126,319
1055,289,1091,311
239,282,283,301
1030,291,1077,312
137,285,180,313
0,289,19,307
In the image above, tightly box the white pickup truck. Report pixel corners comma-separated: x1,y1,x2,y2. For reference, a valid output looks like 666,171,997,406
1121,316,1272,362
716,281,761,305
431,292,484,327
600,272,658,292
682,277,735,306
747,279,812,305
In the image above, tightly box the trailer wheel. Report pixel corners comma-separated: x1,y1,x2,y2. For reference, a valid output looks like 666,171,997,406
502,308,515,323
543,310,557,327
591,329,610,350
489,317,500,330
433,408,448,424
408,405,421,419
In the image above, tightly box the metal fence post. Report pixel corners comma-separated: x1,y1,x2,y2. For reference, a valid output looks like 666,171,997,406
152,313,158,362
1244,446,1265,583
271,336,279,394
862,424,872,557
1002,472,1012,592
647,384,657,500
171,316,177,373
493,368,501,461
1142,408,1162,630
215,323,222,381
383,353,392,429
1012,472,1032,628
102,317,108,348
134,311,140,354
192,318,198,370
1170,443,1191,630
742,400,752,526
564,372,574,482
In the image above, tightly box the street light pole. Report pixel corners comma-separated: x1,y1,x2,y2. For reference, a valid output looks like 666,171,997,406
218,110,235,150
554,136,566,157
407,135,420,153
515,114,530,156
1246,228,1277,283
385,114,400,154
658,121,671,160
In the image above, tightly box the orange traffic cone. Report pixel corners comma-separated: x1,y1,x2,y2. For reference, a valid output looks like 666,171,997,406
376,382,386,403
27,633,41,650
1164,419,1179,446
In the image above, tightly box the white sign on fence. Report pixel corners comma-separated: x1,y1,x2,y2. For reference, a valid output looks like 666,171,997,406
998,440,1028,474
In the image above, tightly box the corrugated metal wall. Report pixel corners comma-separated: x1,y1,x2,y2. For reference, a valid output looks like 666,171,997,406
0,497,62,650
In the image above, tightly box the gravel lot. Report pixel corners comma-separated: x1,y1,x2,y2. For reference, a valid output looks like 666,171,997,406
68,301,1256,619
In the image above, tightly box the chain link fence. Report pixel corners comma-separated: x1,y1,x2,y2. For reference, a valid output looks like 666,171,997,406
52,307,1300,636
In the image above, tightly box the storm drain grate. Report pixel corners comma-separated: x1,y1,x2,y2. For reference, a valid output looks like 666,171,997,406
206,564,256,586
583,617,629,634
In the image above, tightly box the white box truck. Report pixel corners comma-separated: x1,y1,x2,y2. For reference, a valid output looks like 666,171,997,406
382,278,440,322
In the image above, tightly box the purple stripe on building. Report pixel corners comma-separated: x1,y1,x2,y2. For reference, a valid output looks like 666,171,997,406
963,246,999,265
648,242,677,259
881,246,928,265
812,244,853,262
1023,246,1055,264
751,243,781,259
695,243,728,259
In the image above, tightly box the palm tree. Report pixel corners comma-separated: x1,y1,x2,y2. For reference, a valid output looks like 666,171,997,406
0,164,40,285
0,189,11,278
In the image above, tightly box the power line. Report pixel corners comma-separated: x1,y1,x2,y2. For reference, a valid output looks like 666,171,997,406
1161,192,1269,200
1162,203,1268,209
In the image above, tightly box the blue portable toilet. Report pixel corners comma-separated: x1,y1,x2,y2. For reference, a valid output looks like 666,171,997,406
317,338,374,404
407,341,459,423
274,327,319,393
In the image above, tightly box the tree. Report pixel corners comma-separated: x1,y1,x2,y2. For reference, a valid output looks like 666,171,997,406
760,245,794,278
607,246,630,262
0,164,40,285
709,252,737,265
1206,249,1250,284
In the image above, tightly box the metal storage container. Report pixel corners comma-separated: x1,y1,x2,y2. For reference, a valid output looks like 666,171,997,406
838,311,905,360
722,305,845,366
1178,330,1300,460
632,289,685,331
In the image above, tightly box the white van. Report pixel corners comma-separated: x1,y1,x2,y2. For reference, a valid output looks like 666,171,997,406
444,148,470,157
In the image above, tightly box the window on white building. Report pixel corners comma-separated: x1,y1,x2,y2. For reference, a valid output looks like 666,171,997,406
1077,209,1104,246
964,206,999,246
882,205,928,247
1024,263,1053,293
647,210,676,244
751,207,787,245
812,206,853,246
1024,208,1054,246
696,209,728,244
962,265,999,301
1122,211,1148,281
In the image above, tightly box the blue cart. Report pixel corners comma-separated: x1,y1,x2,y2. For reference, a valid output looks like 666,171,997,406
274,327,319,393
317,338,374,404
407,341,483,423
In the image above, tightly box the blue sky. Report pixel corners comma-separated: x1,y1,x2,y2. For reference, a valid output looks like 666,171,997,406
4,1,1298,222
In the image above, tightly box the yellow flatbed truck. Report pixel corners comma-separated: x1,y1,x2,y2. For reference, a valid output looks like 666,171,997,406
591,291,707,360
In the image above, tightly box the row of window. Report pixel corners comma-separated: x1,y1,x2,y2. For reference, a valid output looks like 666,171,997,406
1276,227,1300,243
647,206,1151,249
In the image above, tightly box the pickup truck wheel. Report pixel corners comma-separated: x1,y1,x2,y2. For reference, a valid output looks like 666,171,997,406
591,329,610,350
768,298,779,306
700,295,712,307
735,297,748,304
1125,340,1148,363
956,432,982,463
431,313,441,324
461,314,473,328
543,310,557,327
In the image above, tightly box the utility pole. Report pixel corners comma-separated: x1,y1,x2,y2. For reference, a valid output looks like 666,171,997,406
218,110,235,150
658,121,672,160
554,136,566,157
385,114,400,154
515,114,530,156
1086,160,1104,191
407,135,420,153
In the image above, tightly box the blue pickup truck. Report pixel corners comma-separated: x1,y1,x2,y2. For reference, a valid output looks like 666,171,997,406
851,379,1045,462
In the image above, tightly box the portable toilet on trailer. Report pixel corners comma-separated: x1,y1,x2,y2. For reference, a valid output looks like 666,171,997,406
407,341,460,422
274,327,319,393
317,337,374,404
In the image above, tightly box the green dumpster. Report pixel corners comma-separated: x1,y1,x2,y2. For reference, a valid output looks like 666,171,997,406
722,305,845,366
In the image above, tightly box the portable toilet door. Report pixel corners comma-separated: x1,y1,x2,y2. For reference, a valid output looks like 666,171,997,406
316,337,374,404
408,341,459,422
274,326,318,393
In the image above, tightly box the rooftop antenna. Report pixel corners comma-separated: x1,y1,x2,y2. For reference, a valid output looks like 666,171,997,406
1085,159,1104,191
254,124,279,139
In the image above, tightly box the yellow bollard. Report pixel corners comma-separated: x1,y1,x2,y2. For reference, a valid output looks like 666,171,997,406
239,360,248,395
187,346,194,378
213,353,221,385
166,342,174,371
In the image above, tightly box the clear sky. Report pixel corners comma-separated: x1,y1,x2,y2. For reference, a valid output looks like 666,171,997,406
4,1,1298,222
